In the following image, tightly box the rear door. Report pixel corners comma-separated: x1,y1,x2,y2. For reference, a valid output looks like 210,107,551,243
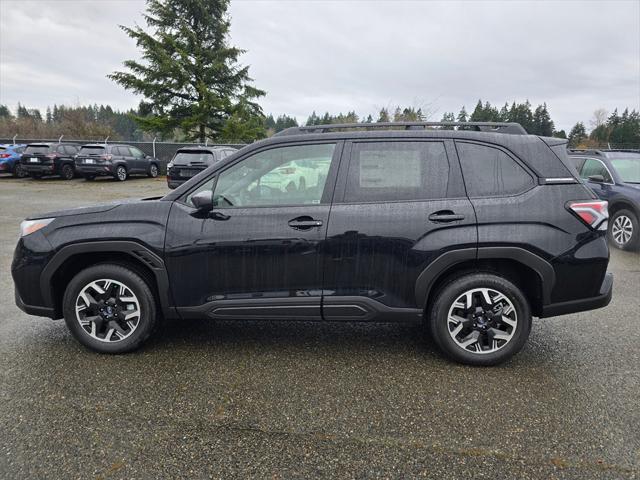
128,146,147,172
322,139,477,319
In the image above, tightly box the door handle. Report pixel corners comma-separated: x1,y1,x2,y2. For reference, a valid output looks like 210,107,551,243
288,216,323,230
429,211,465,223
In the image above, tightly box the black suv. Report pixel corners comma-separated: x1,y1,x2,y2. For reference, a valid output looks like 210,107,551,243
21,143,80,180
167,146,237,189
75,144,160,181
12,122,613,365
568,149,640,250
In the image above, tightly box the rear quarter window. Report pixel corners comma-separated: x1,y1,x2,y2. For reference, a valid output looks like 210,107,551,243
456,142,534,197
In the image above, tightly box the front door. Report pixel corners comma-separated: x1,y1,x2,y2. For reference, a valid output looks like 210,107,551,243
322,139,477,320
165,142,342,320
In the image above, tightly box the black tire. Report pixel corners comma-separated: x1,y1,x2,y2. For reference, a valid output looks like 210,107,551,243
62,264,158,353
61,163,74,180
13,163,27,178
148,163,159,178
609,209,640,251
115,165,127,181
427,272,531,366
83,175,96,181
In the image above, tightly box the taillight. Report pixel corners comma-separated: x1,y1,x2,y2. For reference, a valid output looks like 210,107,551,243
46,154,57,159
0,153,10,158
567,200,608,230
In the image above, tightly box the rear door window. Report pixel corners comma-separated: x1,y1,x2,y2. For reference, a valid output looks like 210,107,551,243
456,142,534,197
343,141,450,202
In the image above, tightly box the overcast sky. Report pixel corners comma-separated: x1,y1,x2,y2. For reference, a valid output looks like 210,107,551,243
1,0,639,132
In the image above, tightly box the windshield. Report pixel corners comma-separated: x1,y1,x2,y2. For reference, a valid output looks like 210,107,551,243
173,151,215,164
610,157,640,183
24,145,51,154
79,146,106,156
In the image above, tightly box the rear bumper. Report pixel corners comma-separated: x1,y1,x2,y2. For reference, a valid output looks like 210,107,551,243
75,164,115,176
23,164,55,174
540,272,613,318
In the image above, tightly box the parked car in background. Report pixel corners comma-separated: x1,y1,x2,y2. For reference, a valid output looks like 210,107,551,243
569,149,640,250
20,143,80,180
75,144,160,181
0,144,27,177
13,122,612,365
166,146,237,189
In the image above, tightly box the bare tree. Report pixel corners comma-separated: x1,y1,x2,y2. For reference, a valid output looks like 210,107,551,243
590,108,609,130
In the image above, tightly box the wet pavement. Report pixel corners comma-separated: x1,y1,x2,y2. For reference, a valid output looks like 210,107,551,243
0,176,638,479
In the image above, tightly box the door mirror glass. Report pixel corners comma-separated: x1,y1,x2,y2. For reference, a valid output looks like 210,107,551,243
588,174,605,183
191,190,214,212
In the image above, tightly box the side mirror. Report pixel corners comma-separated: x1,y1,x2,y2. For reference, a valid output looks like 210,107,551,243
191,190,213,212
588,174,605,183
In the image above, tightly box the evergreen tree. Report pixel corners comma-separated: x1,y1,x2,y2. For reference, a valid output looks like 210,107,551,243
0,105,12,119
532,103,554,136
553,130,567,139
440,112,455,129
457,106,468,123
568,122,587,147
109,0,265,143
377,108,390,122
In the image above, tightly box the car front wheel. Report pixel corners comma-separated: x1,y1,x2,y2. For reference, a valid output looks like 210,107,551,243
609,209,639,251
61,163,74,180
148,163,159,178
428,273,531,366
62,264,159,353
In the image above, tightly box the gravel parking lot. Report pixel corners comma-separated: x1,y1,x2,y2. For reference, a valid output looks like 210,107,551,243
0,176,638,479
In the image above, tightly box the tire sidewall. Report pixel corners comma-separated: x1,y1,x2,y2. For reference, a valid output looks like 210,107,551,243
62,264,157,353
61,163,74,180
428,273,532,366
609,209,639,251
148,163,159,178
115,165,127,181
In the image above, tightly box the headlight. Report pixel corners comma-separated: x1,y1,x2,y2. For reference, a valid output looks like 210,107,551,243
20,218,54,237
167,162,174,171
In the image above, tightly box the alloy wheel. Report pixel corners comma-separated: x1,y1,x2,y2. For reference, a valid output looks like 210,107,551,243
447,287,517,354
75,279,141,343
116,166,127,181
612,214,633,246
149,164,158,177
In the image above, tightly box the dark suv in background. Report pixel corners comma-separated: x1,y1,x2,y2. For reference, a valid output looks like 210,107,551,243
21,143,80,180
569,149,640,250
75,144,160,181
166,146,237,189
12,122,612,365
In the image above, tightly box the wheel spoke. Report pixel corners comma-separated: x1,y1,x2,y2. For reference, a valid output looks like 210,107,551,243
459,330,481,348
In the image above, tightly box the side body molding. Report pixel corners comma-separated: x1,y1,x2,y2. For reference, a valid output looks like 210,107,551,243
414,246,555,309
40,241,176,319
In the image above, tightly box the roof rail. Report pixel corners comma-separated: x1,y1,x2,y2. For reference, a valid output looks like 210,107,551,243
567,148,605,155
274,121,527,137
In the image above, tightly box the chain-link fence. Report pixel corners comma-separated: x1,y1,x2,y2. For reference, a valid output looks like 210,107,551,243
0,138,246,172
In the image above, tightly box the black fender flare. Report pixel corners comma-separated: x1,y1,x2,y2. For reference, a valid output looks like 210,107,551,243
414,246,555,309
40,241,175,319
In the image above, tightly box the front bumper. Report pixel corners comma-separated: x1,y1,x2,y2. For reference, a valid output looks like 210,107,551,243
540,272,613,318
15,287,56,318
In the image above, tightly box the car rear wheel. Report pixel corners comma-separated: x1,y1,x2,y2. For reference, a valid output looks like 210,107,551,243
115,165,127,181
62,264,159,353
148,163,159,178
428,273,531,366
12,163,27,178
609,209,639,251
61,164,74,180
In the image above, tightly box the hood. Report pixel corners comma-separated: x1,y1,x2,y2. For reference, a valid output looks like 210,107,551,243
26,196,163,220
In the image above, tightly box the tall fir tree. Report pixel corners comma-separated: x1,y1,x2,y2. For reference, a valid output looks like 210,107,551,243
109,0,265,142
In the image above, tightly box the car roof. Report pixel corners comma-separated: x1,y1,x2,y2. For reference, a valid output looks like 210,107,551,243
568,149,640,159
176,146,236,152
